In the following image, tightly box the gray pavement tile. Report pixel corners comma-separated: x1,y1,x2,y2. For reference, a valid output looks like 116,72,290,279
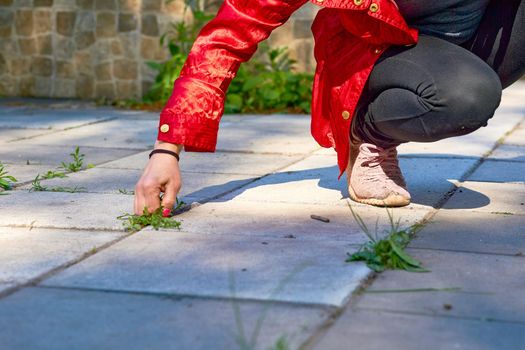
312,308,525,350
489,144,525,162
468,160,525,183
505,125,525,146
397,110,524,158
17,167,258,203
0,191,132,231
219,155,473,209
411,211,525,256
0,108,113,130
99,150,305,176
356,249,525,323
43,230,371,307
0,227,124,285
0,287,330,350
442,181,525,215
216,114,321,154
0,128,52,143
173,200,429,244
17,119,158,150
0,144,140,166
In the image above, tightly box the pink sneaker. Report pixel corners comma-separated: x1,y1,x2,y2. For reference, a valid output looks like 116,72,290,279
346,142,411,207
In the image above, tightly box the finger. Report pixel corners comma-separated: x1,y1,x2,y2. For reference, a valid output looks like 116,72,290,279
160,181,179,217
143,182,162,214
134,184,146,215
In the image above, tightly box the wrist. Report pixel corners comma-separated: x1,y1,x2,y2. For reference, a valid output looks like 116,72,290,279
154,140,182,154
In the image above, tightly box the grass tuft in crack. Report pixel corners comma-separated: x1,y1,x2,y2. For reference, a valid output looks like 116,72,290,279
41,170,67,179
346,203,428,273
0,161,17,193
30,174,86,193
117,206,182,233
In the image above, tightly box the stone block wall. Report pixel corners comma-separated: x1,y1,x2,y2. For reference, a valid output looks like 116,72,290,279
0,0,318,100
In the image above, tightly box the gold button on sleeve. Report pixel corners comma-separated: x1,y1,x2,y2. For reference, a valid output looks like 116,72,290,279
316,0,324,3
353,0,363,5
342,111,351,120
369,3,379,12
160,124,170,133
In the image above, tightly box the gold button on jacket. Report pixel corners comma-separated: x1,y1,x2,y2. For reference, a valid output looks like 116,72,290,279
370,3,379,12
342,111,351,120
160,124,170,133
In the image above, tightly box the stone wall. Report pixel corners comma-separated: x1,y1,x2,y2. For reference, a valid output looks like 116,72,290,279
0,0,318,100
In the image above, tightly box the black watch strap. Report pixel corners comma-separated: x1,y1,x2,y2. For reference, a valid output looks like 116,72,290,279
149,149,180,162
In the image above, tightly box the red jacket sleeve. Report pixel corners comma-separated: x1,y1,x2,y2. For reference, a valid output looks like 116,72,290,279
156,0,309,152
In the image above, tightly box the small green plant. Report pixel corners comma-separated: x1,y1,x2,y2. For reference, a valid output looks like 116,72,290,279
30,174,86,193
118,188,135,195
41,170,67,179
0,162,17,190
117,206,182,233
60,146,85,172
346,204,428,273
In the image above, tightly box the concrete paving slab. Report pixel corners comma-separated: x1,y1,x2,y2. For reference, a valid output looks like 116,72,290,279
0,227,124,285
356,249,525,323
219,155,473,209
468,160,525,183
397,110,523,158
0,128,52,143
0,108,113,130
173,200,429,244
0,144,140,166
0,287,330,350
100,150,305,176
489,144,525,162
216,114,320,154
312,308,525,350
505,125,525,146
18,119,158,149
17,167,258,203
0,164,64,185
442,181,525,214
0,191,132,231
43,230,371,306
411,211,525,256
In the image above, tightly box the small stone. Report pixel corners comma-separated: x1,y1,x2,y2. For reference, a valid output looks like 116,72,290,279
15,10,33,36
113,59,137,80
261,241,269,245
118,13,137,32
311,214,330,223
443,304,453,310
31,57,53,77
34,0,53,6
96,12,117,38
284,234,296,239
141,14,158,36
56,11,77,36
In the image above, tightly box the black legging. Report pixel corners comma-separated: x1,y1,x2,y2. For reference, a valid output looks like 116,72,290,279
351,0,525,148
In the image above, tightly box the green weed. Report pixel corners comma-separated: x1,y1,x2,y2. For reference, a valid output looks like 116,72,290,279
118,188,135,195
117,206,182,233
0,161,17,190
30,174,86,193
41,170,67,179
60,146,85,172
346,204,428,273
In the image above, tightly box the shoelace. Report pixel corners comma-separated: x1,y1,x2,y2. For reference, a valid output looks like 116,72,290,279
359,144,404,183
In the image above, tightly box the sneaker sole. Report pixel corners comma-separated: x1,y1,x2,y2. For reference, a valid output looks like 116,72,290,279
348,185,411,207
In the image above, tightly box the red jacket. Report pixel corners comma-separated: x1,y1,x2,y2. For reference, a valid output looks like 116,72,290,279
156,0,418,178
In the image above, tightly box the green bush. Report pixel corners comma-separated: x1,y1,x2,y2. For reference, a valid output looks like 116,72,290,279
144,1,313,114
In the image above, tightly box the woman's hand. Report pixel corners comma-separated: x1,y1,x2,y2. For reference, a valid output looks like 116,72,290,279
134,141,183,217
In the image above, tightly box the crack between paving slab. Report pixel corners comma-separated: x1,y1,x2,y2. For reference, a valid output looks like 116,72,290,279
353,306,525,325
0,223,126,233
31,285,340,311
5,117,119,143
0,231,135,300
407,246,525,258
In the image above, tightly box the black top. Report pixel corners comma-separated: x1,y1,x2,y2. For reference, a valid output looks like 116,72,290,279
395,0,491,44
